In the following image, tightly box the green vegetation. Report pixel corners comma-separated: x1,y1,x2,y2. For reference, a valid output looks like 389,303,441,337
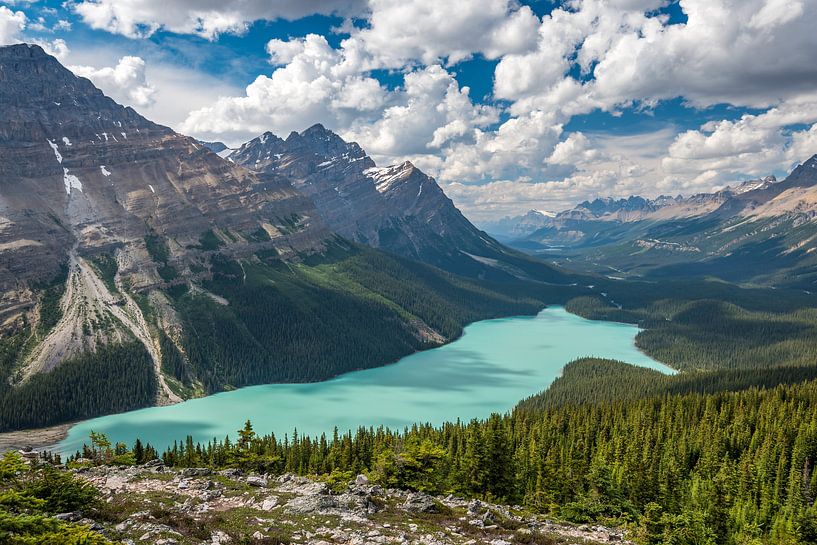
32,267,69,338
88,254,118,294
520,357,817,409
566,291,817,372
0,451,114,544
167,244,553,392
197,229,224,251
0,342,156,431
144,233,170,264
126,377,817,545
145,233,178,281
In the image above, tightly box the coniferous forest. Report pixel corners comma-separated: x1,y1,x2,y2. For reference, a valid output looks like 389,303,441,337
106,374,817,545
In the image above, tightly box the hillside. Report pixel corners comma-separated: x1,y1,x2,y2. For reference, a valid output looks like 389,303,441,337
0,44,570,432
228,126,567,283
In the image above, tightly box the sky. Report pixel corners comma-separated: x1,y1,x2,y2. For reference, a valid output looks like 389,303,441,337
1,0,816,224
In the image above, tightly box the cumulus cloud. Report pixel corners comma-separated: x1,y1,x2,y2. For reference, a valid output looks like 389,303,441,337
344,65,498,158
0,6,26,45
73,0,368,39
180,34,387,144
126,0,817,217
31,37,70,61
71,56,156,107
0,6,70,61
661,93,817,186
348,0,539,67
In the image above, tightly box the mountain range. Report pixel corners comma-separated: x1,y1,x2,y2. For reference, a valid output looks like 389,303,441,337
0,44,570,432
493,161,817,287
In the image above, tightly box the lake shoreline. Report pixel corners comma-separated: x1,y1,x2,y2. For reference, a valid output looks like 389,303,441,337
0,422,72,453
56,306,674,455
3,304,678,455
10,305,551,455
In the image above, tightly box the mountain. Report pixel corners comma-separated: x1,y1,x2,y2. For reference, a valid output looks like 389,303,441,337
228,126,561,281
0,42,331,381
197,140,235,158
508,161,817,287
0,44,565,432
482,209,556,239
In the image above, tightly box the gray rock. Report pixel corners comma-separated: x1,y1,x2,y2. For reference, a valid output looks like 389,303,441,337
54,512,81,522
181,467,212,477
355,474,369,486
285,495,338,514
247,475,268,487
402,492,440,513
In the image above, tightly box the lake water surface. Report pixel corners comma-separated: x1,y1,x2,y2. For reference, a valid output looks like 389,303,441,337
58,306,673,454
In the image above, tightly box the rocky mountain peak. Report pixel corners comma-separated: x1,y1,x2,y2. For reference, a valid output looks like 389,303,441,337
230,129,519,277
0,43,161,142
0,45,330,357
363,161,418,193
230,125,371,175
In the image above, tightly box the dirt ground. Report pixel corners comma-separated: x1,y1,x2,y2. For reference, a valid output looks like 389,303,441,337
0,422,71,453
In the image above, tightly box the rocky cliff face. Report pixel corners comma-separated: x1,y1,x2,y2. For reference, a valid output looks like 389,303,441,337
229,125,513,275
0,44,328,309
0,44,331,401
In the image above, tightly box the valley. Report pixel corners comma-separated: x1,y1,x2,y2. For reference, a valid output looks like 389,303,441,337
1,32,817,545
492,158,817,288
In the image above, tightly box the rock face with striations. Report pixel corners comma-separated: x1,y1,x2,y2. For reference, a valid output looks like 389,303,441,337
229,125,511,274
0,43,328,310
0,44,330,397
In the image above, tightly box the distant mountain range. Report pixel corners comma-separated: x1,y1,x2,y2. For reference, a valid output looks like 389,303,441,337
0,44,568,431
494,161,817,287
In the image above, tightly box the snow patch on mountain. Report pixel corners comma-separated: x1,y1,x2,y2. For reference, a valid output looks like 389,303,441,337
46,139,63,163
364,161,414,194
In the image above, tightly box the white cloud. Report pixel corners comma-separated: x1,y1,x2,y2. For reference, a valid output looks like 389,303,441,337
112,0,817,218
0,6,69,61
180,34,388,144
70,56,156,107
748,0,803,30
266,38,305,65
73,0,368,39
0,6,26,45
547,133,597,165
350,0,539,67
344,65,498,158
63,42,245,130
661,94,817,186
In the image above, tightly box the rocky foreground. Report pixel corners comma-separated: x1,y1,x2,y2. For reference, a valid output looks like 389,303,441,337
71,463,629,545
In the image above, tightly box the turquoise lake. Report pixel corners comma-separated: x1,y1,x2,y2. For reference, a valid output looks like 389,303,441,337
58,306,674,454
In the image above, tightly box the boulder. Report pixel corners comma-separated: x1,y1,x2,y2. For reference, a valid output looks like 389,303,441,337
247,476,268,488
181,467,212,477
285,495,338,514
402,492,440,513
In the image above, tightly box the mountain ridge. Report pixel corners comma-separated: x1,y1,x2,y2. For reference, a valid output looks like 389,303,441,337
227,123,563,281
497,155,817,286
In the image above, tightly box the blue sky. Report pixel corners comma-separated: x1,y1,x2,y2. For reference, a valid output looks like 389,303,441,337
2,0,816,221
